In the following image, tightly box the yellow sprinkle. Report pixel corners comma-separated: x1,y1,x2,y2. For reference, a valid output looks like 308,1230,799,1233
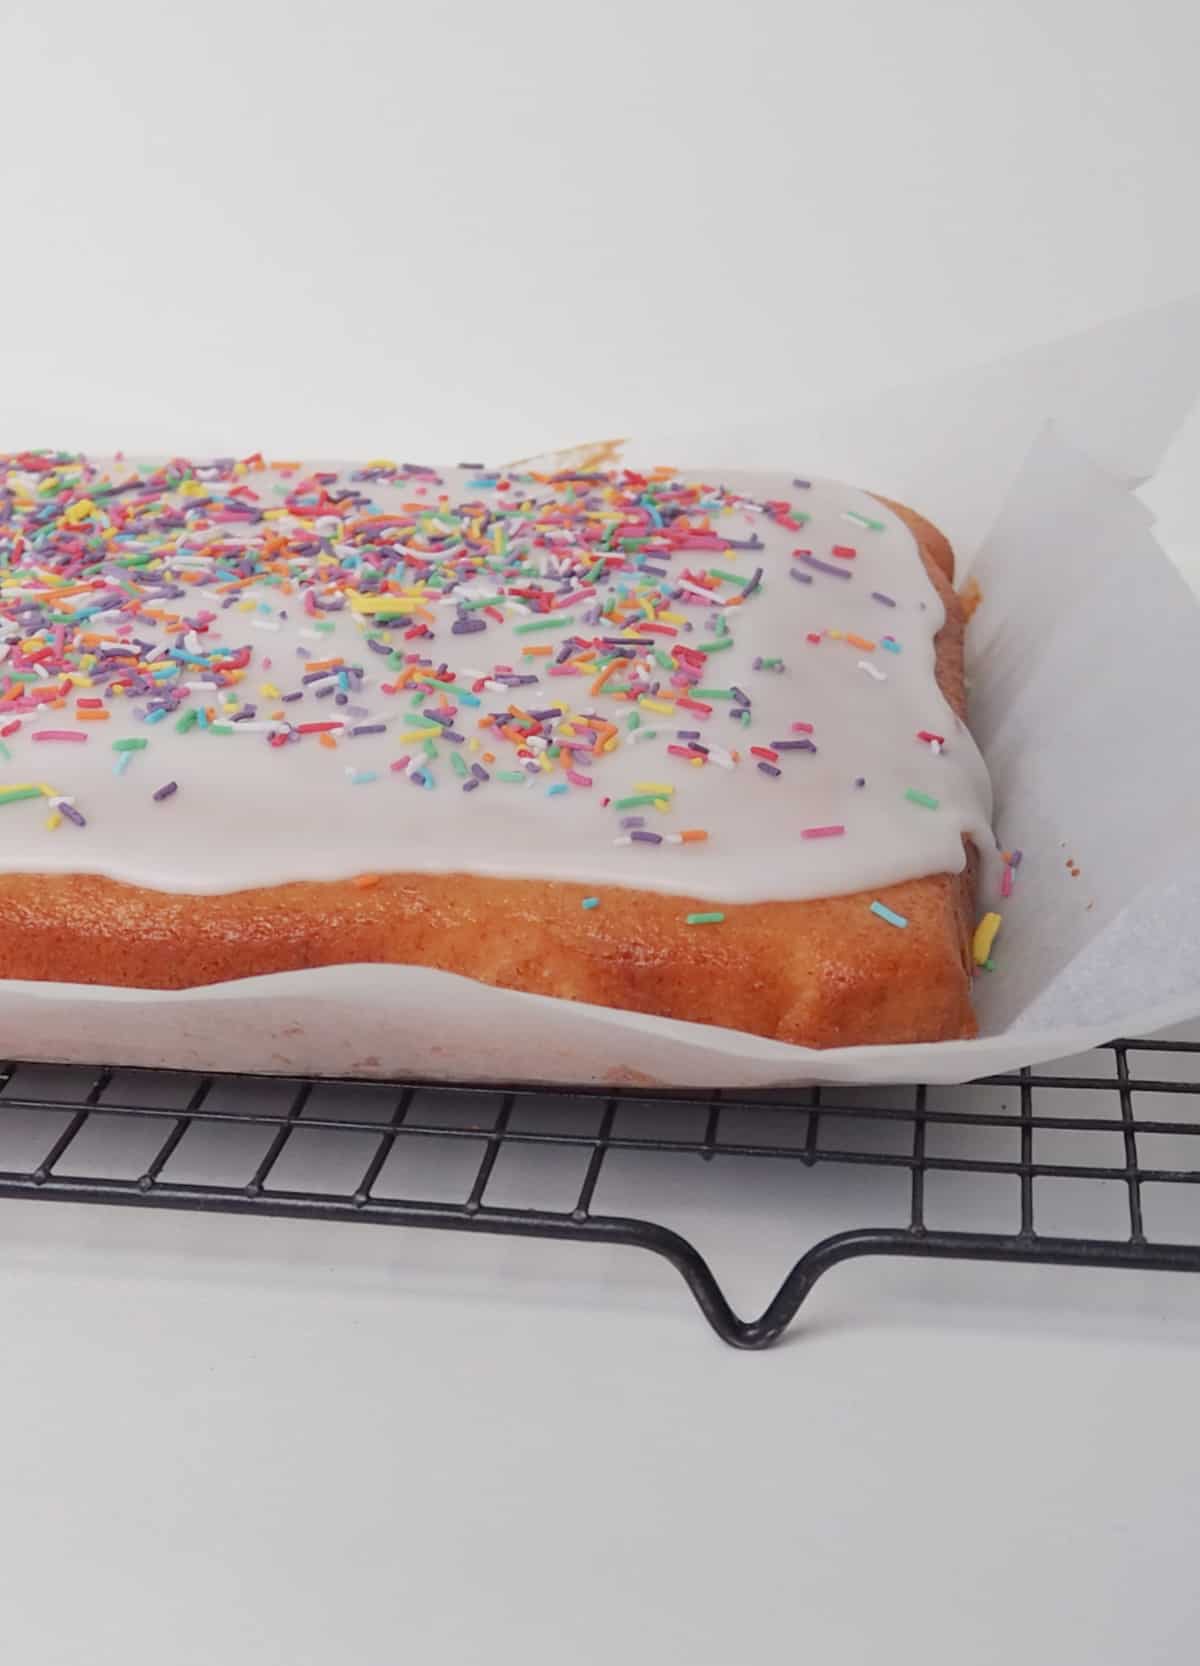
260,682,281,698
468,737,480,753
638,697,675,716
972,912,1002,966
400,726,443,742
558,724,577,739
658,611,685,625
539,753,553,772
237,600,256,613
827,629,844,641
633,781,675,795
347,594,426,617
603,735,619,752
45,811,62,831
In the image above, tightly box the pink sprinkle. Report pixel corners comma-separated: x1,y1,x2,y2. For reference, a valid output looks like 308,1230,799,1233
549,666,580,677
791,721,814,734
0,720,20,738
32,729,87,742
832,544,857,559
390,755,411,772
801,824,846,840
566,769,593,788
1001,864,1014,898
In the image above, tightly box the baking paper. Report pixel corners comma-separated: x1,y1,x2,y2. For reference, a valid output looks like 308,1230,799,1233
3,296,1200,1087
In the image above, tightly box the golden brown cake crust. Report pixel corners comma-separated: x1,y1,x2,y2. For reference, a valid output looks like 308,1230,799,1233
0,497,978,1048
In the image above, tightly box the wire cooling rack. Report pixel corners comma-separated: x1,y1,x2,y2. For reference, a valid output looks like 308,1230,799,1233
2,1039,1200,1347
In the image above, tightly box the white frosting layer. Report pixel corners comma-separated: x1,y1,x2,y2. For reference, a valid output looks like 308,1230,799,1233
0,458,993,902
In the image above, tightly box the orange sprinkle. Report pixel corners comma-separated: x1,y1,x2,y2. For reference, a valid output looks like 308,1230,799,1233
846,634,876,651
590,660,620,696
318,733,337,750
482,750,496,765
680,828,709,843
75,709,110,722
523,645,554,657
304,657,344,672
352,874,381,890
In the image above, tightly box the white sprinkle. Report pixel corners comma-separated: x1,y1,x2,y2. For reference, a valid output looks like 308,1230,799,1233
405,756,425,778
612,835,633,846
931,738,942,755
843,510,872,528
678,579,725,604
298,628,326,643
858,660,887,682
707,744,737,769
251,619,281,633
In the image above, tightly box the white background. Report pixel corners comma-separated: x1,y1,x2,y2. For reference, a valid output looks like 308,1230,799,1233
2,1,1200,1662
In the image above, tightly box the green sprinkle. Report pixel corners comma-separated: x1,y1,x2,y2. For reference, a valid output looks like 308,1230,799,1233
697,638,734,654
686,912,725,926
175,709,198,734
0,742,9,763
450,751,468,778
209,723,234,736
422,738,438,759
689,688,734,700
653,648,675,672
314,620,336,634
0,787,43,807
613,793,667,810
844,510,885,531
708,568,745,587
581,897,600,910
870,901,908,929
626,712,642,731
904,788,939,810
496,769,526,783
515,615,573,635
112,737,149,752
758,657,782,670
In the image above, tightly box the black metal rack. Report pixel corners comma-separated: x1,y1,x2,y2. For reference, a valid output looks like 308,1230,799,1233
2,1038,1200,1348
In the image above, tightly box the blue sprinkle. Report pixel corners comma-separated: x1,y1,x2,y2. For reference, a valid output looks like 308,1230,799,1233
581,897,600,910
869,901,908,929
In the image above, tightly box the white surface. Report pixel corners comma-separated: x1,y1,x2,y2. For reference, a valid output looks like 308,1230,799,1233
2,0,1200,1661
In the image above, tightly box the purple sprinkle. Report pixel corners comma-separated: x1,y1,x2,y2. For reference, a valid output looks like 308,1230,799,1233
676,729,700,740
789,567,813,585
770,739,817,752
742,566,763,598
630,829,663,845
462,778,480,792
854,776,866,788
443,729,465,743
871,591,896,607
730,685,750,706
798,552,852,580
153,781,178,802
349,723,386,737
471,763,489,781
422,710,454,727
757,761,781,778
792,477,811,490
58,801,87,827
620,815,646,830
1010,849,1024,868
452,617,487,635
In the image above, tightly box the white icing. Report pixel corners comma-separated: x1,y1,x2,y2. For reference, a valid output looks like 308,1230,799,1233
0,458,993,903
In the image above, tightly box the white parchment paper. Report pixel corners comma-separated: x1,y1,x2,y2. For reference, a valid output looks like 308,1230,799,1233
4,297,1200,1087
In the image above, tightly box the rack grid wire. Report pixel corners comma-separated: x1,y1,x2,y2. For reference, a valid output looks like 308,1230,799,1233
2,1038,1200,1348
